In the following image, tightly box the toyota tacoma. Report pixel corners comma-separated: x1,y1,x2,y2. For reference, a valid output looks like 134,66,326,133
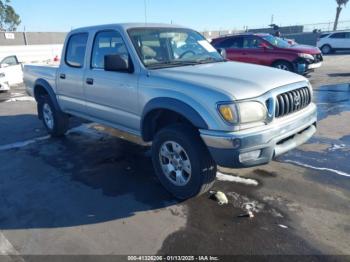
24,24,317,199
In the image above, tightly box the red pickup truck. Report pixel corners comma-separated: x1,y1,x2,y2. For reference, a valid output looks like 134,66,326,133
211,33,323,75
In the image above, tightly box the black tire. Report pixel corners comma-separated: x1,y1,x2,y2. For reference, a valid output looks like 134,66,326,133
152,124,217,200
321,44,332,55
273,61,294,72
38,96,69,137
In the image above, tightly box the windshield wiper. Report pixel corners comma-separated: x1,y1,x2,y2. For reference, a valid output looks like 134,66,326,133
147,58,225,69
147,60,199,69
194,57,225,64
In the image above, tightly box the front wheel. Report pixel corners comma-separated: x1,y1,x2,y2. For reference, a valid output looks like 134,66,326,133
152,124,217,200
273,61,293,72
39,96,69,137
321,45,332,55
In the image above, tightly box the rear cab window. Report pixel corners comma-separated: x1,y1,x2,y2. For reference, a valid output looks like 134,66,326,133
65,33,89,68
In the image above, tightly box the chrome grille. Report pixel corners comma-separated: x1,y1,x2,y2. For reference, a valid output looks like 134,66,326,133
275,87,311,118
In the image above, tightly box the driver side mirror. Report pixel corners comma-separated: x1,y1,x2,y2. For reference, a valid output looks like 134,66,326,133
104,54,133,73
258,42,270,49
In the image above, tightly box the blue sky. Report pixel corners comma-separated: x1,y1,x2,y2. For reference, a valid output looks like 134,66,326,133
11,0,350,32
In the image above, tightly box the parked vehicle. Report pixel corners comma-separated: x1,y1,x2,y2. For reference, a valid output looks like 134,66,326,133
317,31,350,54
0,74,10,92
24,24,317,199
211,33,323,75
0,55,23,86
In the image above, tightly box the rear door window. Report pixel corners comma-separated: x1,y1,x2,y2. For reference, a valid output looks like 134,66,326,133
65,33,89,68
218,37,243,49
330,33,346,39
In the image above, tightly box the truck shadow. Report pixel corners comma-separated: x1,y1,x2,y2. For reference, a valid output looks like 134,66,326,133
0,117,177,230
323,51,350,56
328,73,350,77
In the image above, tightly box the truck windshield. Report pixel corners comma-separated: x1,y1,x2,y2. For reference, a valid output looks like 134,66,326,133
128,28,225,69
262,35,291,48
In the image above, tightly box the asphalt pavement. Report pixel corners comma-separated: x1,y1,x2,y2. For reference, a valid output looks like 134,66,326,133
0,55,349,261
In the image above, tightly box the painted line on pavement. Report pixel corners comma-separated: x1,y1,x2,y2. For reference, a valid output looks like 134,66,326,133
284,160,350,178
0,124,99,152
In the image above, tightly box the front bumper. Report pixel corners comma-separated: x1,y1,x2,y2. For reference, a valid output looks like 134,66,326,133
200,103,317,168
294,55,323,74
0,81,10,91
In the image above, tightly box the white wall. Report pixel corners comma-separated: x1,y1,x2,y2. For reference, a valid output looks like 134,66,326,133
0,44,63,64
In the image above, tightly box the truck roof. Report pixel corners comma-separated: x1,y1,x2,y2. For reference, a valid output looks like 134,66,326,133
70,23,186,33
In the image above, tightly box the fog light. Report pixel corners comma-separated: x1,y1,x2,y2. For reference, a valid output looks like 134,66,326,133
239,150,261,163
232,138,241,149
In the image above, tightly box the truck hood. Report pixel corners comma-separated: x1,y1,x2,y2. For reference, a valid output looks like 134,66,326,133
282,44,321,55
151,61,308,100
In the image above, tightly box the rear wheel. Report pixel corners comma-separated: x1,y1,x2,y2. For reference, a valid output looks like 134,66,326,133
39,96,69,137
273,61,293,72
321,44,332,55
152,124,217,200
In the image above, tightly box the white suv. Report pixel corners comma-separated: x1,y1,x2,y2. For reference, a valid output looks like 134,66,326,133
317,31,350,54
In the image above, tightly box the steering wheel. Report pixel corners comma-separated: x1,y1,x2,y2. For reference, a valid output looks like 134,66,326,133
179,50,195,59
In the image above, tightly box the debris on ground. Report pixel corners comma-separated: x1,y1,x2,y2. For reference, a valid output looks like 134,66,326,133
216,172,259,186
329,144,346,152
227,192,265,213
237,211,255,219
210,191,229,205
279,224,289,229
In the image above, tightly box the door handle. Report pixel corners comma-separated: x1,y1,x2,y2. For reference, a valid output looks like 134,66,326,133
86,78,94,85
59,73,66,79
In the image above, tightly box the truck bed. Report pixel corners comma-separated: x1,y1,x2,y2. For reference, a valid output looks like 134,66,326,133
23,64,58,98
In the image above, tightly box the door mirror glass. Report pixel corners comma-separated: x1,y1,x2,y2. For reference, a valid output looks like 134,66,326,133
104,54,132,73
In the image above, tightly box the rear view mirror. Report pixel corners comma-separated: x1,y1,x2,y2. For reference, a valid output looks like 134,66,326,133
104,55,133,73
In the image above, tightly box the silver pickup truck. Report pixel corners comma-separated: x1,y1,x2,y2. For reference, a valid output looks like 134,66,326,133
24,23,317,199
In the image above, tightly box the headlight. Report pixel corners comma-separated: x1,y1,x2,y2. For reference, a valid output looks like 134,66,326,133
238,101,267,123
298,53,314,61
218,101,267,124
